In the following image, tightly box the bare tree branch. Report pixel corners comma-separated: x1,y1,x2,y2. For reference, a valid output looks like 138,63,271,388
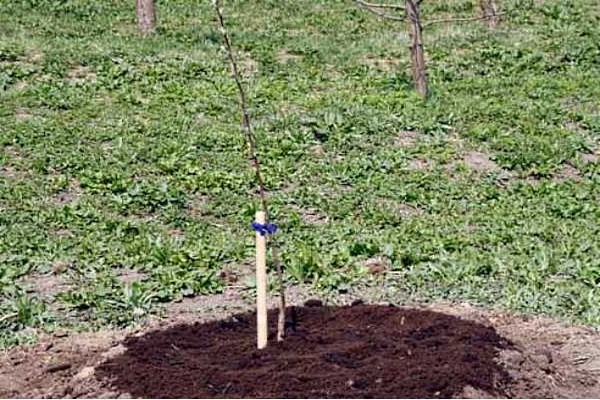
355,0,406,21
422,10,509,28
355,0,405,9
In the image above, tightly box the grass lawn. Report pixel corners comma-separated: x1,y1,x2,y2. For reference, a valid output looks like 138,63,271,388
0,0,599,347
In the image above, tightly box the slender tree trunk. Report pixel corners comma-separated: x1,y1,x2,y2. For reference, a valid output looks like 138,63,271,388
479,0,499,29
405,0,428,98
136,0,156,33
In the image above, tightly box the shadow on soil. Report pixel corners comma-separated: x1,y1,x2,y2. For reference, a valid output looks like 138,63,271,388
96,304,514,398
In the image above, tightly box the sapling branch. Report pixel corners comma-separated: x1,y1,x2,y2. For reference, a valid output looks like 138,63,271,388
355,0,406,21
422,10,508,28
213,0,287,344
356,0,510,29
355,0,405,10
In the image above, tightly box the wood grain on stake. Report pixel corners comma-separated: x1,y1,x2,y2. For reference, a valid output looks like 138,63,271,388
255,211,268,349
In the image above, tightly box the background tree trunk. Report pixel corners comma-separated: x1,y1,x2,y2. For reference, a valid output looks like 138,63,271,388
479,0,499,29
405,0,428,98
136,0,156,33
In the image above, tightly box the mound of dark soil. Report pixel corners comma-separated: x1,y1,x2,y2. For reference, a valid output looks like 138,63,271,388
96,304,513,398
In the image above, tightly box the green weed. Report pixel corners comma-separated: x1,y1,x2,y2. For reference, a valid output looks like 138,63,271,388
0,0,599,344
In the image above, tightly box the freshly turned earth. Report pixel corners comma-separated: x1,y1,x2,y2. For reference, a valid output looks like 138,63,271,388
96,304,513,398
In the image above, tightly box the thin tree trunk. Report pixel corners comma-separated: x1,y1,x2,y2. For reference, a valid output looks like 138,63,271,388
479,0,499,29
405,0,428,98
213,0,288,344
136,0,156,33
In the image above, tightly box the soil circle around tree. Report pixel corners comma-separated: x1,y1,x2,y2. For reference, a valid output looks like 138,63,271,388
96,304,513,398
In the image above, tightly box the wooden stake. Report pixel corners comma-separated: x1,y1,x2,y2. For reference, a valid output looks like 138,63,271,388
255,211,268,349
213,0,288,346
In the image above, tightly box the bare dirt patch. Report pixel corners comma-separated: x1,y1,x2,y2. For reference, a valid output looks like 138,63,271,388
52,190,79,206
51,228,73,238
360,55,402,72
186,193,210,219
1,146,29,179
3,145,24,161
162,288,250,327
25,50,43,64
166,228,184,239
323,63,341,80
21,272,71,303
237,51,258,77
67,65,97,84
564,121,587,133
1,165,19,179
408,157,431,171
294,206,329,225
12,81,29,91
218,259,255,287
379,199,423,217
1,299,599,398
363,257,391,276
51,261,73,275
432,302,600,398
553,164,581,182
309,143,325,156
277,49,303,64
0,329,128,398
394,130,424,148
115,269,148,285
51,180,82,206
462,150,500,173
581,152,598,164
95,96,113,106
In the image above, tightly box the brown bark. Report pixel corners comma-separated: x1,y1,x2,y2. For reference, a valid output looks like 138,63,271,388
136,0,156,33
479,0,499,29
405,0,428,98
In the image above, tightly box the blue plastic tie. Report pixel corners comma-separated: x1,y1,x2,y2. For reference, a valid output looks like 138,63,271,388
252,221,278,236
